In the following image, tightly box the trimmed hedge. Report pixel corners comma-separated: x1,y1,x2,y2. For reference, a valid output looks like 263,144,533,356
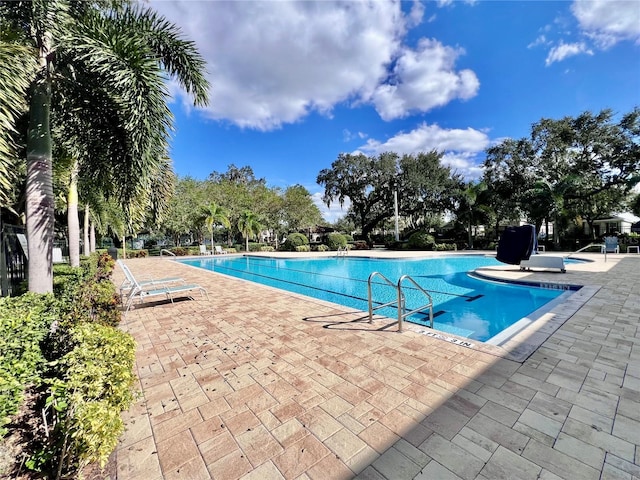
326,232,347,250
407,232,436,250
282,233,308,251
0,294,58,437
1,252,136,478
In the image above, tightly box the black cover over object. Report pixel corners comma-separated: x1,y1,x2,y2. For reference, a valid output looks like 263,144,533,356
496,225,536,265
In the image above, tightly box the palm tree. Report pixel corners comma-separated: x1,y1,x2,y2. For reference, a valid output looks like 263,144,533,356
202,202,231,252
1,1,209,292
458,181,487,249
237,210,263,252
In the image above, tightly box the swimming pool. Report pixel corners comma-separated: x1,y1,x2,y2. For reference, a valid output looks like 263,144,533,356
179,255,576,342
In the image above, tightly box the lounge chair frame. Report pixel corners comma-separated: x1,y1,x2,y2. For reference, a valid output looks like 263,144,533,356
118,260,185,301
118,260,209,313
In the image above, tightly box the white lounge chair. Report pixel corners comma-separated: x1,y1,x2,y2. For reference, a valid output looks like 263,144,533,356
118,260,209,313
520,254,566,273
214,245,228,255
199,244,212,255
117,260,185,302
53,247,65,263
601,236,619,253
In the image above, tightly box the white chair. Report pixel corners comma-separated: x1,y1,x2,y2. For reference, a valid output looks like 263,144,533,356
118,260,208,313
214,245,228,255
53,247,65,263
199,244,212,255
520,254,566,273
117,260,185,303
601,236,619,253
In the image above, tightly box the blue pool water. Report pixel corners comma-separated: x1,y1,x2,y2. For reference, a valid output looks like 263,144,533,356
179,255,572,342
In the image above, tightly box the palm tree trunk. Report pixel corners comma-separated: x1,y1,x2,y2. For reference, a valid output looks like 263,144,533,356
67,159,80,267
26,83,53,293
90,221,96,252
83,204,90,256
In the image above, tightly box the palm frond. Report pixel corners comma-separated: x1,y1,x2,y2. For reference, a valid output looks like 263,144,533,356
0,41,37,204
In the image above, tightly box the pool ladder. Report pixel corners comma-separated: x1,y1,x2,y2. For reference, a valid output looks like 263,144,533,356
336,246,348,256
367,272,434,332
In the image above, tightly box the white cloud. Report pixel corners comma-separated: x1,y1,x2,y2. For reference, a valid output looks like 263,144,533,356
545,41,593,65
151,1,479,130
311,192,350,223
152,1,404,131
408,0,425,27
370,38,480,120
356,122,489,179
571,0,640,48
527,34,549,49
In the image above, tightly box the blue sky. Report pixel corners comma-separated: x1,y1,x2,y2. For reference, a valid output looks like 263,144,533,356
150,0,640,222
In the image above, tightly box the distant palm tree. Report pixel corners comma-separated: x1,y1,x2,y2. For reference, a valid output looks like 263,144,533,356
459,181,487,249
202,202,231,252
0,1,209,291
237,210,263,252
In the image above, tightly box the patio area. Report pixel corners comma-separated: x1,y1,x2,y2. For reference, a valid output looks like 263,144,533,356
112,251,640,480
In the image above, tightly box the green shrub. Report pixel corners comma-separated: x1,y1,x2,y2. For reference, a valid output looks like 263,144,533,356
342,233,354,242
315,244,329,252
35,322,136,475
283,233,309,251
352,240,369,250
0,294,58,437
225,247,237,254
295,245,311,252
407,231,435,250
260,246,275,252
434,243,457,251
1,252,134,478
125,249,148,258
249,242,267,252
169,247,189,256
325,232,347,250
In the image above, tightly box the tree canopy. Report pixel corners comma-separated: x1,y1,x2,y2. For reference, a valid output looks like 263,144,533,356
483,107,640,241
317,151,460,241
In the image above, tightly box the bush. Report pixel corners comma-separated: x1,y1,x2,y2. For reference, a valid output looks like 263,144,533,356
407,231,435,250
315,244,329,252
0,252,136,478
283,233,309,251
249,242,267,252
260,246,275,252
325,232,347,250
225,247,237,254
434,243,457,251
352,240,369,250
342,233,354,242
35,323,136,475
295,245,311,252
169,247,189,256
0,294,58,437
125,249,148,258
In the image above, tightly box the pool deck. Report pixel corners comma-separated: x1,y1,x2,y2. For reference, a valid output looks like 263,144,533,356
112,251,640,480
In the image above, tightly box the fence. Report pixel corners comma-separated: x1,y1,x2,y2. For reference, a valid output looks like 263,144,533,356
0,221,28,297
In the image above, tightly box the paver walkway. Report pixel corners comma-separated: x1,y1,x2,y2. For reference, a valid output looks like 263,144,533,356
112,252,640,480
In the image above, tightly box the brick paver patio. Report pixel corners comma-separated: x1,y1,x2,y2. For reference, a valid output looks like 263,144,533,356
112,251,640,479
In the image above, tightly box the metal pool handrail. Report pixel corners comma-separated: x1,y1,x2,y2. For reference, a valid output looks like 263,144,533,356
368,272,398,324
397,275,434,332
367,272,434,332
160,249,176,257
